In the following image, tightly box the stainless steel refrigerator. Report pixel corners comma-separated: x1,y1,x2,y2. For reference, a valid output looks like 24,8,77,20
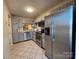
45,5,73,59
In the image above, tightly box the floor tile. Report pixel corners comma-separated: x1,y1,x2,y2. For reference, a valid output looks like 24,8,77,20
10,40,48,59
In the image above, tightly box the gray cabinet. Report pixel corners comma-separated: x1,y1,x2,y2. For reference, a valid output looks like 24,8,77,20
12,25,24,43
12,19,24,43
12,32,18,43
18,32,24,42
25,32,33,40
12,23,19,43
12,17,33,43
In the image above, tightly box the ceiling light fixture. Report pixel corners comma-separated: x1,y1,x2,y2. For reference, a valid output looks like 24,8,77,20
25,7,34,13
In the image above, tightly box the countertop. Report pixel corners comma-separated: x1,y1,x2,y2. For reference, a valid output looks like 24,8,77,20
18,29,34,32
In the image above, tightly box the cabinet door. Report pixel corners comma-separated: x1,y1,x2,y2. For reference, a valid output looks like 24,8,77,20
12,32,18,43
12,23,19,43
18,32,24,42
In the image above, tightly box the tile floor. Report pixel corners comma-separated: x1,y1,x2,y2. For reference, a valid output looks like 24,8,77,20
10,40,48,59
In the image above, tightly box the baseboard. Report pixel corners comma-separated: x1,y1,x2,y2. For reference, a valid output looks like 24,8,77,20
13,39,32,44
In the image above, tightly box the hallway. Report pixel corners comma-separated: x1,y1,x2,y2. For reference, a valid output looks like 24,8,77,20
10,40,48,59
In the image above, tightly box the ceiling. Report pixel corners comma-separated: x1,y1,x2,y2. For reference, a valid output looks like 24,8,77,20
6,0,65,19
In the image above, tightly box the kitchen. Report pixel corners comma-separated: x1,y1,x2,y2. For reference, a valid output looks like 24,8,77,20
3,0,75,59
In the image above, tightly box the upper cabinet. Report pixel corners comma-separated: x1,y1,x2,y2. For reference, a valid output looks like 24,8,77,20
11,16,34,29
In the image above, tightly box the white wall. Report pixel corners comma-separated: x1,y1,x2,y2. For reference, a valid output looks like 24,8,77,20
3,1,11,59
35,1,69,22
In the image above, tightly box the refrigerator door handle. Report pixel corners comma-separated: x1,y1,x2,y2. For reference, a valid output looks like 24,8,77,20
53,34,55,39
52,31,56,42
52,22,55,42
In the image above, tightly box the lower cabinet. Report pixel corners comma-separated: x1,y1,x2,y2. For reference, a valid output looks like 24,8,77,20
13,32,33,43
13,32,24,43
18,32,24,42
24,32,33,40
12,32,19,43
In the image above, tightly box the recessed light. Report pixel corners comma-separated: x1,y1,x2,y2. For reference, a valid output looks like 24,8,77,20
25,7,34,13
